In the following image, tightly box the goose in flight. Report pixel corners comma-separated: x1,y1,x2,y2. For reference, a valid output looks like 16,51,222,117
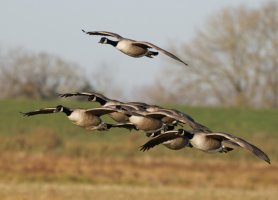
59,92,146,123
140,129,271,164
21,105,135,131
82,30,188,66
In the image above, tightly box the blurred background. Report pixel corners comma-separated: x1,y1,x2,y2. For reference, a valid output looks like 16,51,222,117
0,1,277,200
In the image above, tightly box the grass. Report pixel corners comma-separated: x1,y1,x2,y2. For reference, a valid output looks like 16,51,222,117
1,152,277,186
2,99,278,136
1,183,278,200
0,99,277,158
0,99,277,199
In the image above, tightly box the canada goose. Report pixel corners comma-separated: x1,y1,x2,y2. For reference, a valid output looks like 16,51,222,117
148,107,211,132
82,30,188,66
59,92,118,106
140,129,271,164
141,130,191,150
116,101,209,130
21,105,135,131
59,92,144,123
120,104,210,132
130,108,211,150
115,105,169,135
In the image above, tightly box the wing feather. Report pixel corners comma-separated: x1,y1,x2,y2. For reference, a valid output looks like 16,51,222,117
85,107,119,116
20,108,56,116
82,30,123,39
132,41,188,66
206,132,270,164
140,131,181,151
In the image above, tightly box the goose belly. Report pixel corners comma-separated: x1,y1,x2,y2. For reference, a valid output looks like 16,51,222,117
117,40,147,57
129,116,162,131
109,112,129,123
163,137,189,150
190,134,222,153
68,112,101,128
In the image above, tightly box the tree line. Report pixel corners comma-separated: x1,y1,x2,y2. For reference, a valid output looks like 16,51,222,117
1,2,277,108
0,48,92,99
143,2,278,108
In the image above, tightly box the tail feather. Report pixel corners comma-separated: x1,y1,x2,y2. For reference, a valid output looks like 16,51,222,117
145,51,159,58
221,147,234,153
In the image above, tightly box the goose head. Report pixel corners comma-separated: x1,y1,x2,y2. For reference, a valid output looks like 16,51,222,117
98,37,108,44
55,105,72,116
88,96,97,102
54,105,64,113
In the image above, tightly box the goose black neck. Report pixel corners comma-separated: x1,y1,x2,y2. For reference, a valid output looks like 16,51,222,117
107,39,118,47
96,97,107,106
182,130,194,139
186,132,194,139
63,107,73,116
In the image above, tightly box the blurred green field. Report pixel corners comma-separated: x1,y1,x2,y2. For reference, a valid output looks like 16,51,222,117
0,99,277,158
0,99,277,200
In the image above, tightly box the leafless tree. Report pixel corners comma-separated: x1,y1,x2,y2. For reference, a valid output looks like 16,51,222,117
140,2,278,108
0,48,92,99
90,63,124,100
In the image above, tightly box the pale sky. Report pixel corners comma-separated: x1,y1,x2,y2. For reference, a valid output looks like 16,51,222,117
0,0,269,99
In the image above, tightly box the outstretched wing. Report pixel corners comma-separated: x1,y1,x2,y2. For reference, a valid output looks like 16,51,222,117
144,110,177,122
59,92,102,98
59,92,110,105
132,41,188,66
127,101,150,109
140,131,181,151
82,30,123,39
85,107,119,117
162,108,211,132
191,122,212,133
20,108,56,116
206,132,271,164
109,103,145,111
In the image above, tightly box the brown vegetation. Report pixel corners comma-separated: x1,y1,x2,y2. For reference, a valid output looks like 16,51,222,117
0,152,276,188
0,151,277,200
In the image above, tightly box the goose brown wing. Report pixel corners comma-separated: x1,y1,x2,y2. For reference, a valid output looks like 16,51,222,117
132,41,188,66
145,110,177,120
20,108,56,116
112,103,145,111
111,105,146,117
140,131,181,151
156,108,202,129
59,92,97,98
153,110,199,128
59,92,110,105
206,132,271,164
85,107,119,116
82,30,123,39
59,91,108,100
127,102,150,109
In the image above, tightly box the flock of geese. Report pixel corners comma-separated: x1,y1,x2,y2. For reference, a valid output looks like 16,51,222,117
21,30,270,164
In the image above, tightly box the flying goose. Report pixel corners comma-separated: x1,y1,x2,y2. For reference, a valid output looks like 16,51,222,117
59,92,144,124
21,105,135,131
114,105,169,136
82,30,188,66
140,129,271,164
141,130,191,150
120,104,210,132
